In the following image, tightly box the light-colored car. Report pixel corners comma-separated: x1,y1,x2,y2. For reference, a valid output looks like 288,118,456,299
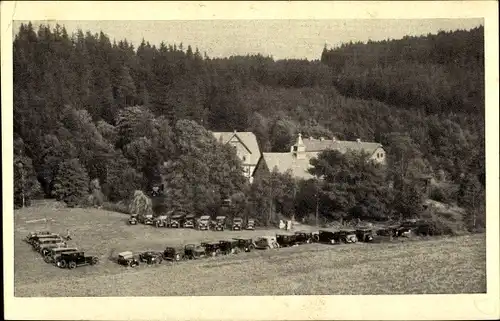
38,238,68,255
198,215,211,230
254,236,280,249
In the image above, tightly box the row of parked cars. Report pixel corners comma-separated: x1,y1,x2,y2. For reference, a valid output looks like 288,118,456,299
112,228,378,268
25,231,99,269
129,213,256,231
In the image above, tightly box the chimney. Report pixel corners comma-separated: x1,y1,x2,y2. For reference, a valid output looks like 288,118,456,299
356,138,361,143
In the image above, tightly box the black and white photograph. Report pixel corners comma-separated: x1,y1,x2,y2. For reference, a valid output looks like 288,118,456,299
2,1,499,320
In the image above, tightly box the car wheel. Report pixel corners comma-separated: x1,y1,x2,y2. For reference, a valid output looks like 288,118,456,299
91,257,99,265
58,260,67,268
313,234,320,242
44,256,52,263
249,244,255,250
42,249,49,256
306,238,312,244
68,261,77,269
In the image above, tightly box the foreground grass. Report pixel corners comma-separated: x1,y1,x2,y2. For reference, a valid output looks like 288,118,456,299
13,207,486,296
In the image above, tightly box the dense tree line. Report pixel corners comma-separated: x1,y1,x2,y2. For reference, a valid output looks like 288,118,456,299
13,22,485,231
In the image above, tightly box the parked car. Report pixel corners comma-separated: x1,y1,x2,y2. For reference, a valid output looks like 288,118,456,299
29,233,61,247
183,214,196,228
139,214,154,225
201,242,222,256
44,247,79,264
355,229,375,242
57,251,99,269
214,216,226,231
232,217,243,230
246,218,255,230
163,247,184,261
34,237,66,252
198,215,211,230
138,251,163,264
318,230,337,244
128,214,138,225
337,230,358,243
184,244,207,260
276,233,298,247
154,215,169,228
294,231,314,244
219,239,240,254
233,238,256,252
254,236,280,249
170,214,185,228
117,251,140,267
25,231,52,243
39,239,68,256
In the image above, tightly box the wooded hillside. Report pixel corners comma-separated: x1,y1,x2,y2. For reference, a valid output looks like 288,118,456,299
13,22,485,230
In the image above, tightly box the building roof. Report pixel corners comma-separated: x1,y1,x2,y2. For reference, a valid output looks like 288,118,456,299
261,152,318,180
302,138,382,156
212,131,261,169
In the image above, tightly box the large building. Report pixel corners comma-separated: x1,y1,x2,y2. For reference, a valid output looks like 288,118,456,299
255,133,387,180
212,130,262,183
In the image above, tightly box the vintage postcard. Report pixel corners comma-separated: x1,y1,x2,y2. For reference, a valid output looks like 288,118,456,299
2,1,499,320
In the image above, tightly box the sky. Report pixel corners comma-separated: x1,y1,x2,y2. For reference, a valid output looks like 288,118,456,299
14,19,483,60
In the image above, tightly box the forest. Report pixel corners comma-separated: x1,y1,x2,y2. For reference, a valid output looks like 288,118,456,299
13,22,485,232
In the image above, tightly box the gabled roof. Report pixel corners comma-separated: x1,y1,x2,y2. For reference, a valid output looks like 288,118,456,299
261,152,317,180
212,131,261,156
302,138,382,156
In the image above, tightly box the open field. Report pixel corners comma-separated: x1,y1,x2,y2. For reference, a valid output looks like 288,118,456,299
13,206,486,296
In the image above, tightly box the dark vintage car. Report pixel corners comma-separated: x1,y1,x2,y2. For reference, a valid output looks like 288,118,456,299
276,234,298,247
232,217,243,230
154,215,169,228
294,231,314,244
246,218,255,230
184,244,207,260
170,214,185,228
138,251,163,264
219,239,240,255
57,251,99,269
336,230,358,243
201,242,222,256
198,215,211,230
355,229,375,242
163,247,184,261
214,216,226,231
233,238,256,252
116,251,140,267
318,230,338,244
183,214,196,228
128,214,138,225
44,247,79,264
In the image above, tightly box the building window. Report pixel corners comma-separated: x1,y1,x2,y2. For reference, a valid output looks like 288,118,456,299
242,155,246,162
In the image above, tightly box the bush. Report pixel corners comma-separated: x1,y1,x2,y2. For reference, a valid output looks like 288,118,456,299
417,210,466,236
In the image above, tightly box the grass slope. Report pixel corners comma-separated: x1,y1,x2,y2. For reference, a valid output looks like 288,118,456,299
13,206,486,296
